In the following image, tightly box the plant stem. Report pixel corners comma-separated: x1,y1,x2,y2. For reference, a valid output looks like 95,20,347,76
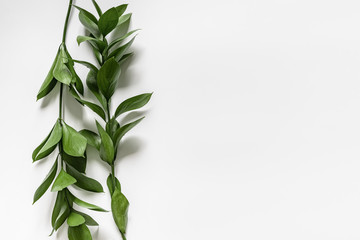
62,0,74,43
111,164,116,187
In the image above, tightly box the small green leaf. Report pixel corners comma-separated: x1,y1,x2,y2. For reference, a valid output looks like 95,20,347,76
33,157,58,204
66,164,104,193
114,93,152,118
98,7,119,36
107,174,121,196
77,36,106,52
96,121,115,164
106,118,120,140
37,52,58,100
119,52,134,65
67,212,86,227
34,121,62,161
51,191,66,229
115,4,128,17
63,152,87,173
70,87,106,120
75,6,100,38
53,44,72,85
105,29,140,54
72,210,99,226
114,117,144,148
62,122,87,157
111,189,129,234
73,60,98,72
79,130,101,150
68,191,107,212
117,13,132,27
97,57,121,100
91,0,102,16
68,224,92,240
108,36,136,62
51,169,77,192
86,69,107,109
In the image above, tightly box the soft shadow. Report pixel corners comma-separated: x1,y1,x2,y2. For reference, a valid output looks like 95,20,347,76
117,136,143,160
117,53,137,89
120,110,149,125
64,89,84,122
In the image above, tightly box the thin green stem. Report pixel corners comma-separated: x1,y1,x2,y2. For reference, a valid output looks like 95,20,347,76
62,0,74,43
111,164,116,187
106,100,111,122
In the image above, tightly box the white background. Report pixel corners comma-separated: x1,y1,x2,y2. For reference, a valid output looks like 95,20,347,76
1,0,360,239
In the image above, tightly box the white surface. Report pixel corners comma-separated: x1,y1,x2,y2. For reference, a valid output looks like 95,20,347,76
1,0,360,239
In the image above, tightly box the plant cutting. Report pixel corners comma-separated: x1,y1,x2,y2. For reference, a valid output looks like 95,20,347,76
33,0,105,239
71,1,152,239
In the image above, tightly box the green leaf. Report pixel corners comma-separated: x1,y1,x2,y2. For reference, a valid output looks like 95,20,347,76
114,93,152,118
105,29,140,54
63,152,87,173
62,122,87,157
111,189,129,234
51,169,77,192
66,164,104,193
73,60,98,72
86,69,107,109
114,117,144,148
77,36,106,52
68,191,107,212
72,210,99,226
97,57,121,100
117,13,132,27
91,0,102,16
119,52,134,65
75,6,100,38
108,36,136,62
37,52,58,100
96,121,115,164
98,7,119,37
79,130,101,150
51,191,64,229
53,44,72,85
34,121,62,161
68,224,92,240
67,212,86,227
115,4,128,17
107,174,121,196
70,87,106,120
33,157,58,204
106,118,120,140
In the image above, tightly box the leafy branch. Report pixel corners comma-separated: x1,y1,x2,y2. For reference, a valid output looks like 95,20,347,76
33,0,104,239
71,1,152,239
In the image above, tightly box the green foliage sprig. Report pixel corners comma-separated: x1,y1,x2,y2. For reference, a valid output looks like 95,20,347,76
33,0,105,239
71,1,152,239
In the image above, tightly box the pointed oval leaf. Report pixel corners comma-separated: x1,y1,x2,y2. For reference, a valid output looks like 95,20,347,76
79,130,101,150
67,191,107,212
117,13,131,27
51,191,66,228
107,174,121,196
108,36,136,62
67,212,86,227
35,121,62,161
105,29,140,54
77,36,106,52
115,4,128,17
98,7,119,37
66,164,104,193
62,122,87,157
33,157,58,204
91,0,102,16
73,60,98,72
86,69,107,109
75,6,100,38
51,169,77,192
63,152,87,173
70,88,106,120
111,189,129,234
114,93,152,118
68,224,92,240
96,121,115,164
114,117,144,148
53,44,72,85
97,57,121,100
72,210,99,226
37,52,59,100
